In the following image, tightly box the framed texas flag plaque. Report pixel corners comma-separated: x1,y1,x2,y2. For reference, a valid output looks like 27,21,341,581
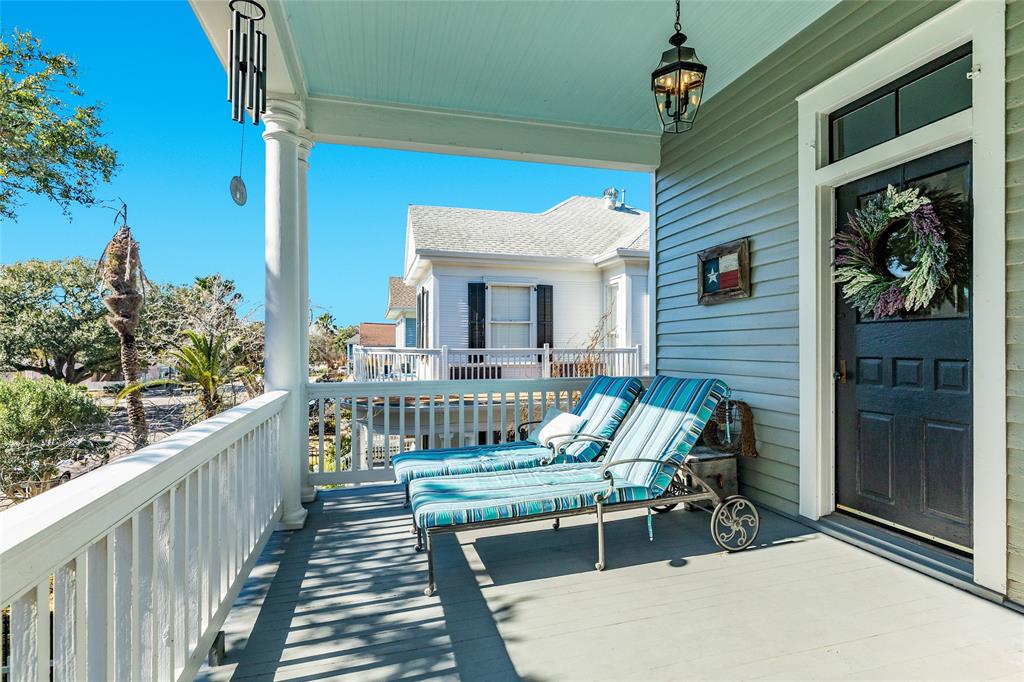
697,237,751,305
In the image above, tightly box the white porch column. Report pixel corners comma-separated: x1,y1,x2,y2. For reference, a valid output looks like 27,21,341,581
263,100,307,530
298,131,316,504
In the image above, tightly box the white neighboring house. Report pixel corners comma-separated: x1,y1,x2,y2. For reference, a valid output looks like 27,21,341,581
402,188,650,372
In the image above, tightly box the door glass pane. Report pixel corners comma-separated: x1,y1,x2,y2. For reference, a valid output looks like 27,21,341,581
490,285,530,322
491,323,530,348
899,54,972,134
905,164,971,318
831,93,896,161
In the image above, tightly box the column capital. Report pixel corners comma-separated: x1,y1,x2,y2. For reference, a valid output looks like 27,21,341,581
297,129,315,165
263,99,305,143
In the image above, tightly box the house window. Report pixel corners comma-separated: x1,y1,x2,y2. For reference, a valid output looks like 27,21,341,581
405,317,417,347
604,282,619,348
829,44,972,163
489,285,532,348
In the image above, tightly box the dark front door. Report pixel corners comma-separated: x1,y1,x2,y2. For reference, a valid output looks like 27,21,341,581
834,142,973,551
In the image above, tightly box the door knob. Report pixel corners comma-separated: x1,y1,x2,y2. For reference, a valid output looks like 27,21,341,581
834,359,848,384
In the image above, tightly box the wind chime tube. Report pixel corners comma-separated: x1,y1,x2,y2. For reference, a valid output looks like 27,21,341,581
256,30,267,124
231,9,243,121
247,17,256,113
238,31,249,123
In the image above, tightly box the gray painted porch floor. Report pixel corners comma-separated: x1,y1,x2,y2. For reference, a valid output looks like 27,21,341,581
198,486,1023,681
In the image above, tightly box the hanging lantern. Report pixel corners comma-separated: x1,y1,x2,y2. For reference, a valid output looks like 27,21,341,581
228,0,267,125
651,0,706,134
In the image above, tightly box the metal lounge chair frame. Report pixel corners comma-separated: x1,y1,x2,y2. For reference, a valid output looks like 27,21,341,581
415,432,760,596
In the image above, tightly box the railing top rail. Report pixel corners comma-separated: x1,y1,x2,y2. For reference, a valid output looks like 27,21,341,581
307,376,605,398
0,390,288,604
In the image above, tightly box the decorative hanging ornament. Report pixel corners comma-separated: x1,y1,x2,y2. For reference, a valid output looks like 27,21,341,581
228,0,267,125
227,0,267,206
651,0,706,134
833,185,969,318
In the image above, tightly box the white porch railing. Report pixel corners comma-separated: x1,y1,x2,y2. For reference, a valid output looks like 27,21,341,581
306,377,598,485
0,390,288,682
351,344,642,382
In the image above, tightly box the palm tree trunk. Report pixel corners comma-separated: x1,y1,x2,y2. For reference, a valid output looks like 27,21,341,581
119,330,148,449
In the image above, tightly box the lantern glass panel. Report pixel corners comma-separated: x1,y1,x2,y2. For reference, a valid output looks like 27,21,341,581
652,46,706,133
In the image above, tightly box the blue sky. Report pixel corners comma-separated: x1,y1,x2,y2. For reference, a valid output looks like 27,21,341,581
1,1,649,326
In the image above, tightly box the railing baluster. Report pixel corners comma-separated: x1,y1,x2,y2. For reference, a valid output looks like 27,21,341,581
399,392,407,453
349,396,360,471
109,520,132,680
54,559,77,682
366,394,375,468
428,393,436,450
443,391,451,448
134,505,154,680
335,398,343,470
87,536,108,681
9,582,43,682
486,391,494,445
499,391,507,443
317,398,326,474
383,392,392,467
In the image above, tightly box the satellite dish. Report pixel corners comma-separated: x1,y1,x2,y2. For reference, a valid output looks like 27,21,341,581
230,176,247,206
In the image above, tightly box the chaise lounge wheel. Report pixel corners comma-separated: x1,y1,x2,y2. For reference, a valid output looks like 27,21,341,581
650,503,678,513
710,495,759,552
424,585,436,597
595,561,605,571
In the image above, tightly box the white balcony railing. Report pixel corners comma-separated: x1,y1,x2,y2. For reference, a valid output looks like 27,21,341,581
0,390,288,682
351,344,642,382
306,376,606,485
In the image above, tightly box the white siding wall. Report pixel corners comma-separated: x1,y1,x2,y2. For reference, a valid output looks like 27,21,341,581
394,316,407,347
431,263,603,348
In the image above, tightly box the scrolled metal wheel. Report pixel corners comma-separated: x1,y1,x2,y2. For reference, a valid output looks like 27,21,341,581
710,495,760,551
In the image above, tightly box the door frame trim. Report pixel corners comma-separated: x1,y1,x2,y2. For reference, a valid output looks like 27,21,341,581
796,0,1006,594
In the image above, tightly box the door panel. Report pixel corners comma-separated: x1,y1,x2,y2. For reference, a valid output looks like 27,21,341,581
834,142,973,550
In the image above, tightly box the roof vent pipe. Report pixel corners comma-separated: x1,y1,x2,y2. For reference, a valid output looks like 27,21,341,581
602,187,619,209
620,188,627,208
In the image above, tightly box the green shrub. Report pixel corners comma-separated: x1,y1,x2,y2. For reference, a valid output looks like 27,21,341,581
0,376,108,501
0,376,106,442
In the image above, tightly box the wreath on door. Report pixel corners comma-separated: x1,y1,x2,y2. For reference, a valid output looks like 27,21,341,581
833,185,968,318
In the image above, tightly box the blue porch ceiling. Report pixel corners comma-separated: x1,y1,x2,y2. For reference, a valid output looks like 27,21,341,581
284,0,839,134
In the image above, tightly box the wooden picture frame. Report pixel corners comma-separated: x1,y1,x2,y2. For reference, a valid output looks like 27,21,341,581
697,238,751,305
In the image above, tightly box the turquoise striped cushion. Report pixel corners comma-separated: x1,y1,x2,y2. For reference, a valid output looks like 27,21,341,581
391,375,644,485
601,375,728,495
411,464,652,528
560,375,645,461
392,442,548,484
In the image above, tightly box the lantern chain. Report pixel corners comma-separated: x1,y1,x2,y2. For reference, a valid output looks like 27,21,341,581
674,0,681,33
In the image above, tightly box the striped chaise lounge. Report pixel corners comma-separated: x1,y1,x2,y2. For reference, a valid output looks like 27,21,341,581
391,375,645,503
409,375,760,596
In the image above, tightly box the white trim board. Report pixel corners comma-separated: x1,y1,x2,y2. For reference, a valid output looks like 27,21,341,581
796,0,1006,594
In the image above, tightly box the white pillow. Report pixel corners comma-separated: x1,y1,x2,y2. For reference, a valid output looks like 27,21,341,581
528,407,588,451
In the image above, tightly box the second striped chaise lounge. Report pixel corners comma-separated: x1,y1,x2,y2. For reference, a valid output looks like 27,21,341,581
391,375,644,501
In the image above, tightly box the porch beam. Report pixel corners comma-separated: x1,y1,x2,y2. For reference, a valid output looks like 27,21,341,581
263,99,308,530
306,96,661,172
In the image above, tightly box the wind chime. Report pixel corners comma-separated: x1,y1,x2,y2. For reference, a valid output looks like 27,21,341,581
227,0,268,206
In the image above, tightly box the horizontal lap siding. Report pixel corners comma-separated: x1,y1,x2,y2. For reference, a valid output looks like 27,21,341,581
654,0,950,516
1007,0,1024,605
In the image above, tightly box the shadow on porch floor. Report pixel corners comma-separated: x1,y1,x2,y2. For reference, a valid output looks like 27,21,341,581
198,486,1023,681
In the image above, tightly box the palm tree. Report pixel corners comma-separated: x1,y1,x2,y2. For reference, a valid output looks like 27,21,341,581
99,219,148,449
167,330,244,419
120,330,245,421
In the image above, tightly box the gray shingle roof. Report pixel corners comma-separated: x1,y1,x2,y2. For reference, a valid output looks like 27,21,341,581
408,196,648,260
387,276,416,310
